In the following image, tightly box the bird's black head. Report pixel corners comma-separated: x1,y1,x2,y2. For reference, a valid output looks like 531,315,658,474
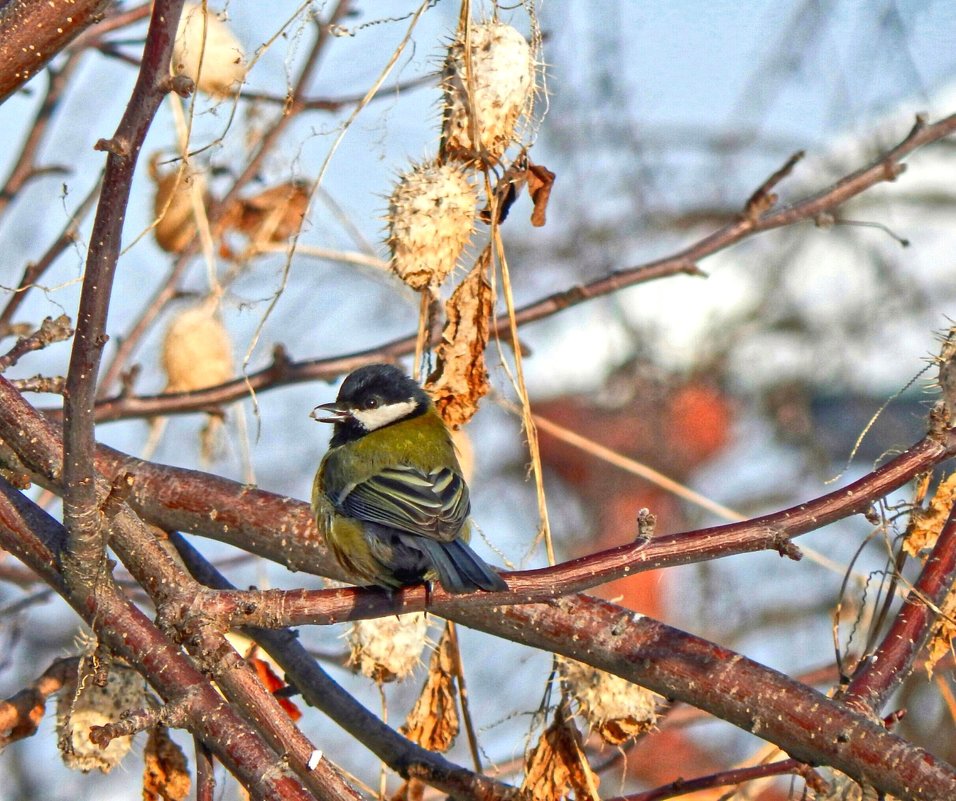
311,363,430,445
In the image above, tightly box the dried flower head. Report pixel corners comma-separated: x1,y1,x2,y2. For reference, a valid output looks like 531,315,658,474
161,303,234,393
152,161,207,254
57,662,145,774
387,160,477,290
442,20,535,164
173,3,246,97
559,657,662,745
348,612,429,683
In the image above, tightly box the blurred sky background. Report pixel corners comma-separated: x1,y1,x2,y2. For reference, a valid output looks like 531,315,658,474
1,1,956,798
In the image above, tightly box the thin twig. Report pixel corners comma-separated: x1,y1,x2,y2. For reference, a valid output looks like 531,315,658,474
611,758,821,801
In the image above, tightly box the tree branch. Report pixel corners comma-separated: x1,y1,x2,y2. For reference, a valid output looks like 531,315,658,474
844,502,956,711
171,532,518,801
0,478,316,801
61,0,185,600
84,111,956,423
0,0,108,103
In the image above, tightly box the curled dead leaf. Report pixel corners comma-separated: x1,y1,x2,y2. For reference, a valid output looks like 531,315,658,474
479,156,556,228
143,726,191,801
526,162,555,227
425,249,493,429
924,586,956,678
219,181,310,259
400,624,459,753
521,705,600,801
904,473,956,557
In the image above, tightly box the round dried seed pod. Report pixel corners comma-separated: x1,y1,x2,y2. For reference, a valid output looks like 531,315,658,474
173,3,246,97
387,160,477,290
347,612,429,684
161,303,234,393
57,663,145,774
442,20,535,164
559,657,662,745
153,164,206,254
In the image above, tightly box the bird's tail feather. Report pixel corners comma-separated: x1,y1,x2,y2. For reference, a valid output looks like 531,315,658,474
417,537,507,594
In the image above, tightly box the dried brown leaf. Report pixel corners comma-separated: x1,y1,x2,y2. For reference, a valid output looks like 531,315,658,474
526,162,555,227
400,625,459,752
522,707,600,801
220,181,309,258
596,716,648,746
426,249,493,429
904,473,956,557
143,726,191,801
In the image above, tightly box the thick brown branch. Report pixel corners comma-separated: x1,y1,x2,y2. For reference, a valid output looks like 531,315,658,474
0,479,315,801
843,503,956,711
149,430,956,628
61,0,184,597
171,533,517,801
0,656,78,748
0,0,107,103
452,596,956,801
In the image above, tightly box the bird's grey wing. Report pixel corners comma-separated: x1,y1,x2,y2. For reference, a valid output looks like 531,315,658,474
336,464,469,541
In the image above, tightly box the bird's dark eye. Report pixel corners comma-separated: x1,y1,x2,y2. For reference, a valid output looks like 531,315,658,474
364,396,380,410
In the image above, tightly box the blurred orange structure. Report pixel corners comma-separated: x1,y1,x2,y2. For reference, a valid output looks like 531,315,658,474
534,369,788,798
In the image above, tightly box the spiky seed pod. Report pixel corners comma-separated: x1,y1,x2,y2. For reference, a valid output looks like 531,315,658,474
57,664,145,774
153,164,206,254
161,303,234,393
347,612,428,684
387,161,477,290
173,3,246,97
559,657,662,745
442,21,535,164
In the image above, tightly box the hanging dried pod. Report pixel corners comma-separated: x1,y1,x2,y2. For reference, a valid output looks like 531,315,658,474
521,705,600,801
57,662,145,774
441,20,535,165
424,250,493,429
347,612,428,683
143,727,191,801
152,159,207,254
400,623,460,752
161,303,234,393
173,3,246,97
559,657,662,745
386,160,477,290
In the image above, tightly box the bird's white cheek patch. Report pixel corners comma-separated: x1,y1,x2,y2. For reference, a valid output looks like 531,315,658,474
352,399,418,431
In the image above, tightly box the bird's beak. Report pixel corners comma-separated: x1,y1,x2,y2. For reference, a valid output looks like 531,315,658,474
310,401,352,424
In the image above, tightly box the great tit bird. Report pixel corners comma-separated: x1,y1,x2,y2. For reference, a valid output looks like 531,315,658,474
311,363,507,594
